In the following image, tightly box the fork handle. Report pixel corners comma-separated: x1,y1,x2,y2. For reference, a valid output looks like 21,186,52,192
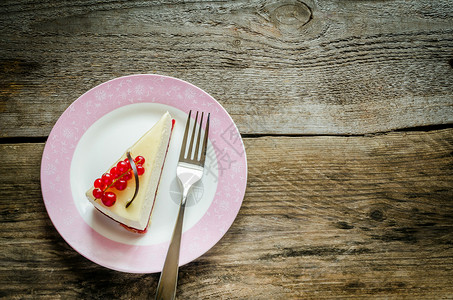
155,199,186,300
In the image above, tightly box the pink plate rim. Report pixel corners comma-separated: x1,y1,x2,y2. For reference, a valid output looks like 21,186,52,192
40,74,247,273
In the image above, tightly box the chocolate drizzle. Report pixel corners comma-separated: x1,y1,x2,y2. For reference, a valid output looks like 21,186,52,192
125,151,140,208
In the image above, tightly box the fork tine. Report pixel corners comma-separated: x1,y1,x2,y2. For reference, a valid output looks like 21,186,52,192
187,111,198,160
179,110,192,161
194,112,204,161
199,113,210,165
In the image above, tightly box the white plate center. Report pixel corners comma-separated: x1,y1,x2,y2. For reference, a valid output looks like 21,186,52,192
70,103,218,245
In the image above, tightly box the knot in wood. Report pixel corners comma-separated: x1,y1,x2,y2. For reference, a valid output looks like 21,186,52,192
271,1,312,28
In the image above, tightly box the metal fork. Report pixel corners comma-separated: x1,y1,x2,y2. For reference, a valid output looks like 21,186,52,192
155,110,210,300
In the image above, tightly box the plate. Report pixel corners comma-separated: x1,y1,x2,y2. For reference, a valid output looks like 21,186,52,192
40,74,247,273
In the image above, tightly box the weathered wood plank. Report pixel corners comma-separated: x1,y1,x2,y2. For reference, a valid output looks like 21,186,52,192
1,0,452,137
1,129,452,298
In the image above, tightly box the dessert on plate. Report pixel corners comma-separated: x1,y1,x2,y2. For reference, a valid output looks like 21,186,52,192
86,112,174,233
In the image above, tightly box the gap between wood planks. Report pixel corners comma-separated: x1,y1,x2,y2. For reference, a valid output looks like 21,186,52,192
0,136,48,144
241,123,453,138
0,123,452,144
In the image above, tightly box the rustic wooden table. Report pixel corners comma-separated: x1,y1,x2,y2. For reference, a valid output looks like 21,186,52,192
1,1,453,299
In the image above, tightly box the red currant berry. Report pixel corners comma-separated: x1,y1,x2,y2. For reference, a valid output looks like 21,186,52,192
101,192,116,207
117,161,128,173
137,165,145,175
122,170,132,181
114,179,127,191
101,173,114,186
95,178,107,190
94,178,103,189
134,156,145,166
92,188,104,199
123,159,131,169
110,166,119,178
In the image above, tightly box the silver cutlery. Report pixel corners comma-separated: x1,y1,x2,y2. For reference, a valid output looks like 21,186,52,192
156,110,210,300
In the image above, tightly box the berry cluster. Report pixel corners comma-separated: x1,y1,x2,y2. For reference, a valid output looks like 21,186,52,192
92,155,146,207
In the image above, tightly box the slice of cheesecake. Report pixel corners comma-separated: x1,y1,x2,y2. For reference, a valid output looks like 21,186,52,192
86,112,174,233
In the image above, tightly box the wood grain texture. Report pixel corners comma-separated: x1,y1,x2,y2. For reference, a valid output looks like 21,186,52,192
1,129,452,299
1,0,452,137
